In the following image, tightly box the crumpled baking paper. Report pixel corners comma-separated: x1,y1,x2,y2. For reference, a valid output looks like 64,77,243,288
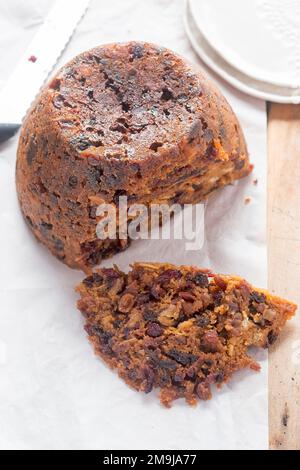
0,0,267,450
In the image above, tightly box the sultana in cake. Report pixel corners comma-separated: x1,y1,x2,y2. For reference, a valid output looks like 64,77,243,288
76,262,296,407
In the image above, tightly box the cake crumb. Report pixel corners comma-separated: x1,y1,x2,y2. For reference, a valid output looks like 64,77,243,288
253,178,258,185
244,197,252,205
28,55,37,63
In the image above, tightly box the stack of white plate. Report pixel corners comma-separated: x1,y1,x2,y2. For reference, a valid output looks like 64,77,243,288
185,0,300,103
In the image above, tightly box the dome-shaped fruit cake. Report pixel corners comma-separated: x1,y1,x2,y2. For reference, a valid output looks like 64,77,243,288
16,42,251,271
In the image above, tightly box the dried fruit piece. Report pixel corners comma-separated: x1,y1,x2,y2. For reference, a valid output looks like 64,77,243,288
76,262,296,407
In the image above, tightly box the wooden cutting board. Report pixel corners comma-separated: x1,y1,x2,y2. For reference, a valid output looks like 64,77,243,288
268,103,300,450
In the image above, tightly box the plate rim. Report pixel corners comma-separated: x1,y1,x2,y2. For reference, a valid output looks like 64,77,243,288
184,0,300,104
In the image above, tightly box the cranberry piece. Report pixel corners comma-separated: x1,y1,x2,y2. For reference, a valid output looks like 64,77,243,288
250,291,266,303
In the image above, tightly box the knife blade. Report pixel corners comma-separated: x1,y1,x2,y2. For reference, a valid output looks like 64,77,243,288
0,0,90,144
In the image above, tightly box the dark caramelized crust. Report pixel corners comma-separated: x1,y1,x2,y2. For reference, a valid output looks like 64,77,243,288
76,262,296,407
16,42,251,271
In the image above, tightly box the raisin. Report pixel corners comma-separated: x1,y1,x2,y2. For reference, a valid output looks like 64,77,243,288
83,273,103,288
250,291,266,303
193,273,209,287
146,322,163,337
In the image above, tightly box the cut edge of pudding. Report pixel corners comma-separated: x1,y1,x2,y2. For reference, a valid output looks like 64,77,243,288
76,262,296,407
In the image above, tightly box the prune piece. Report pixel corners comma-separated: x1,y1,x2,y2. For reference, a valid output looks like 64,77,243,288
25,216,33,227
87,325,112,344
89,206,97,219
157,269,182,283
70,135,91,151
250,291,266,303
40,222,53,231
53,237,64,251
131,44,144,59
188,119,201,143
150,284,165,300
173,370,185,383
142,366,155,393
102,268,121,279
160,88,174,101
83,272,103,288
213,290,223,306
149,142,163,152
179,291,195,302
196,382,211,400
49,77,61,90
235,158,245,170
146,322,163,337
142,310,157,322
87,89,94,99
200,330,222,353
196,313,210,328
205,142,218,159
214,371,225,383
193,273,209,287
148,351,176,370
213,276,227,291
267,330,278,347
136,293,151,305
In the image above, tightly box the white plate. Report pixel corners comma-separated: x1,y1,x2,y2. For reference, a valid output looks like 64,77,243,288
185,0,300,103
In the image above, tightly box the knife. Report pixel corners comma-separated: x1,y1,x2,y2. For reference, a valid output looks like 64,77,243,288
0,0,90,144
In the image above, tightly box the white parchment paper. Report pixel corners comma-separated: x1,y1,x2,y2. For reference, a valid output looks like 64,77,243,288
0,0,267,450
